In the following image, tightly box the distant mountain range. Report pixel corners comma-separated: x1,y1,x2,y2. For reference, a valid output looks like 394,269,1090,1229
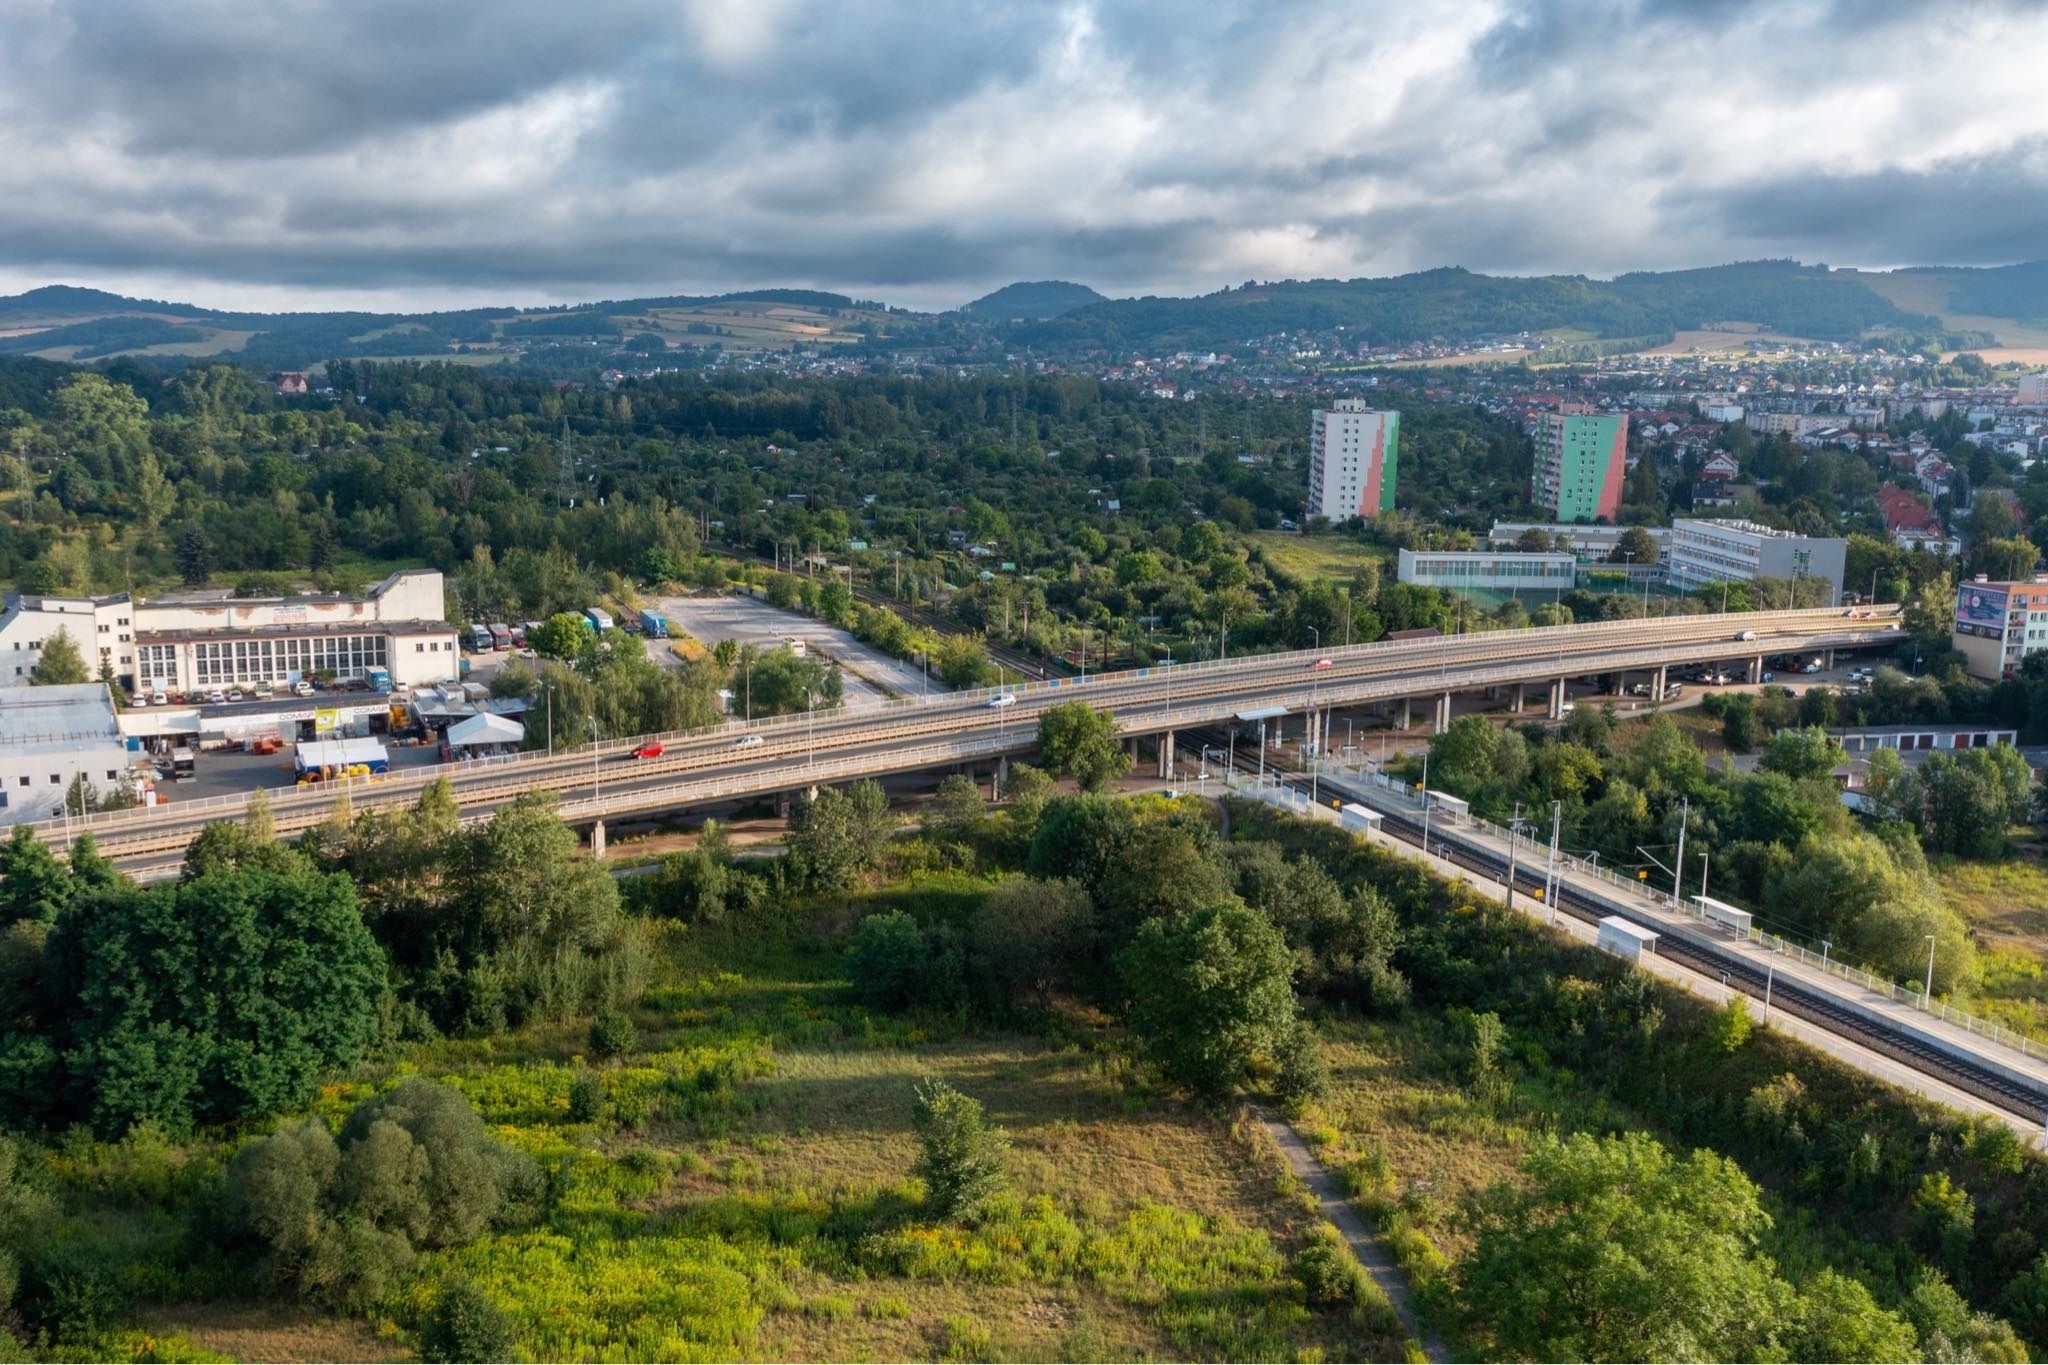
2,259,2044,371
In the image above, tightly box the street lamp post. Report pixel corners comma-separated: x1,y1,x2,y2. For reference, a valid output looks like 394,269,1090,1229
1924,934,1938,1007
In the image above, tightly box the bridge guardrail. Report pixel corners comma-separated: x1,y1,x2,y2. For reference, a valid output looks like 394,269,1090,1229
40,606,1900,850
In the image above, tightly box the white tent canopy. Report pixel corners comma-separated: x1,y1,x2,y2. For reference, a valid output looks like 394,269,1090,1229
446,711,524,749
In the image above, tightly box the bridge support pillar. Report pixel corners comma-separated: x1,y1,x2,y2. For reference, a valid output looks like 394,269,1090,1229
1398,698,1412,731
1613,672,1627,698
1158,730,1176,779
1513,682,1526,712
775,791,792,818
1825,649,1835,670
1748,655,1764,685
1433,693,1452,735
590,819,607,860
1653,666,1667,698
1549,678,1567,720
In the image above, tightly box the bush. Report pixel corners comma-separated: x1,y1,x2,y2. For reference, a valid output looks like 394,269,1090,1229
1709,995,1753,1053
589,1006,638,1060
1294,1223,1393,1328
847,911,965,1014
418,1278,514,1363
567,1071,606,1124
223,1081,539,1308
16,1240,130,1345
912,1078,1010,1223
1273,1022,1330,1111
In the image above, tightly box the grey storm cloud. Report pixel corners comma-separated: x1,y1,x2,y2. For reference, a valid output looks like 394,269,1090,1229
0,0,2044,309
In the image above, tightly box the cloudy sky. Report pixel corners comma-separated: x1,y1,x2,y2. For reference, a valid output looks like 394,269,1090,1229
1,0,2044,312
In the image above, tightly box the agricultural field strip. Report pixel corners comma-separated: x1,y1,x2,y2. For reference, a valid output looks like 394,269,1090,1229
66,609,1894,859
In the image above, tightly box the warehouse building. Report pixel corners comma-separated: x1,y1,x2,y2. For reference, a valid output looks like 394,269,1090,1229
0,683,133,824
2,570,461,696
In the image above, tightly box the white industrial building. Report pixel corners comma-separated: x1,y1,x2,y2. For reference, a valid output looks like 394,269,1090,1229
1396,549,1576,593
0,684,133,824
0,593,136,685
0,569,460,696
1665,519,1846,597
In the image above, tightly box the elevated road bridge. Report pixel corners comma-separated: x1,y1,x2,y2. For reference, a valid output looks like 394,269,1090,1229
40,605,1902,872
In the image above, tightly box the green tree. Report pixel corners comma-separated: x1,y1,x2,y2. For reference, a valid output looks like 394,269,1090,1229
529,612,592,662
1458,1131,1794,1362
1610,526,1660,564
27,628,88,686
1001,762,1055,830
789,781,891,891
934,633,997,688
1719,693,1759,752
1758,726,1847,783
969,877,1094,1014
49,863,386,1135
911,1078,1010,1222
930,773,984,830
176,522,212,586
1117,901,1296,1102
1036,701,1131,793
0,826,74,928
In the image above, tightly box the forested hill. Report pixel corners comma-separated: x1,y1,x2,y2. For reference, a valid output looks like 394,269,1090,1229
1000,260,1942,353
959,280,1108,320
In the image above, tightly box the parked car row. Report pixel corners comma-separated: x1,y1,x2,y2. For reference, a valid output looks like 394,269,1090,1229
128,678,322,708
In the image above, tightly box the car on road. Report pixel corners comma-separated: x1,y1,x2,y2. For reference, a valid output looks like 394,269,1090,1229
986,693,1017,708
227,686,244,701
627,741,665,760
1308,658,1333,669
733,734,764,749
1734,629,1758,642
293,680,315,696
128,693,148,707
1801,661,1822,673
1664,683,1684,698
1761,671,1776,683
206,689,226,705
254,681,274,699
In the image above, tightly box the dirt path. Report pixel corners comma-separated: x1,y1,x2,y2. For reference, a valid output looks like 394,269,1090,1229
1253,1103,1448,1363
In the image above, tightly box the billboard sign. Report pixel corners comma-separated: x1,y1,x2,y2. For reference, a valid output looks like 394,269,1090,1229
1956,584,2009,639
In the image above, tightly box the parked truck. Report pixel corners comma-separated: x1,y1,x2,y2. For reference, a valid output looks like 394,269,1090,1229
367,667,393,694
584,607,614,632
638,608,668,638
488,623,512,651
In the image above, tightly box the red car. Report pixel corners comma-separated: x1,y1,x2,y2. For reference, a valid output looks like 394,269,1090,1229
628,740,665,759
1308,658,1333,670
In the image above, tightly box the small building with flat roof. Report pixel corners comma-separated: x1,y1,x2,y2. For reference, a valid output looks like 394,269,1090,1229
1597,915,1660,962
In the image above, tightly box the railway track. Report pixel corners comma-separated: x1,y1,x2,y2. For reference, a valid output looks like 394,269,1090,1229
1200,741,2048,1126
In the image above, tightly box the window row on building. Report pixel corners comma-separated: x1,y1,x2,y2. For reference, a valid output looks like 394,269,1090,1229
171,633,393,687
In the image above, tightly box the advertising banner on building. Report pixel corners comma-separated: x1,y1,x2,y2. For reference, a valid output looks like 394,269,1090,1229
1956,584,2010,639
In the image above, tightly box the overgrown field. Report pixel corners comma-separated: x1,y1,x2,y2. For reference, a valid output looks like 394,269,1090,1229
57,914,1397,1363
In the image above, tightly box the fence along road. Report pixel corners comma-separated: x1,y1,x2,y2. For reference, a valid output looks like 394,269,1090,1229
55,606,1902,865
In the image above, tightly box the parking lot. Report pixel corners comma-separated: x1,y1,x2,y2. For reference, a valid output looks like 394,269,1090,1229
654,593,947,708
